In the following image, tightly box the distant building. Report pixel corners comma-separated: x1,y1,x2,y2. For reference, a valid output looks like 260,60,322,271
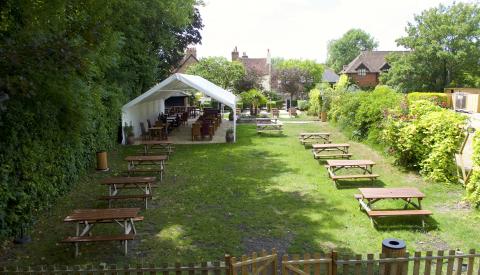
173,47,198,74
341,51,406,88
231,47,272,91
322,68,339,85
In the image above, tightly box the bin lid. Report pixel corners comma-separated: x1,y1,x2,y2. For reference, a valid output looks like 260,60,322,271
382,238,406,249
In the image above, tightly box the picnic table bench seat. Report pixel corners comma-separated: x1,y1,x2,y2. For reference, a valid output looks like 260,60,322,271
331,174,379,180
99,194,153,209
313,152,352,159
61,234,135,243
367,210,433,217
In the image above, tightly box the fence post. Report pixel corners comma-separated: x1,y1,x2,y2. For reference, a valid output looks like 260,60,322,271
225,254,233,275
331,251,338,275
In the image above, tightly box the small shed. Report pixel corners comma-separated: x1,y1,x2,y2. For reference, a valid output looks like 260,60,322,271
444,88,480,113
121,73,237,143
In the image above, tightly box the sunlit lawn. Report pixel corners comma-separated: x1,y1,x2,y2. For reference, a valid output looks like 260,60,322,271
1,121,479,266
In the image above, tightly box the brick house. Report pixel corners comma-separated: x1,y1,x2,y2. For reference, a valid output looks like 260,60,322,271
173,47,198,74
231,47,272,91
341,51,405,89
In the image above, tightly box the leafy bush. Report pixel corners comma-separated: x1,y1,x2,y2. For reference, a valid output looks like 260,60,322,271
297,100,309,111
307,88,321,116
329,85,402,140
382,100,466,183
466,132,480,205
407,92,449,107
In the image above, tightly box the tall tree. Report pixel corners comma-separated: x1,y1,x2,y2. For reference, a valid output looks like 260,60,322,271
326,29,378,72
273,59,324,99
381,2,480,92
0,0,202,239
186,57,246,91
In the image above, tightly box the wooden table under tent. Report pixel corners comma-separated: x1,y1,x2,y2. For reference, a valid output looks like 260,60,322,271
121,73,238,144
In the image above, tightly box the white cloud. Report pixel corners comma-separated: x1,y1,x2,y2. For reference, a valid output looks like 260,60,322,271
195,0,474,63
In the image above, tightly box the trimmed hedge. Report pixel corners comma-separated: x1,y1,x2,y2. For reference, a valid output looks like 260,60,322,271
407,92,449,107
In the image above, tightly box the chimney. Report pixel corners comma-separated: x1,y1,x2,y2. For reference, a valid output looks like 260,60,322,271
186,47,197,58
266,49,271,64
231,46,239,61
242,52,248,59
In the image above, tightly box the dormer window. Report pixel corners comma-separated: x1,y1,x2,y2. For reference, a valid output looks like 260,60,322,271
358,68,367,76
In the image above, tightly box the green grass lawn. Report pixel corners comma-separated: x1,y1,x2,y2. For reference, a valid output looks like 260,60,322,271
1,121,479,267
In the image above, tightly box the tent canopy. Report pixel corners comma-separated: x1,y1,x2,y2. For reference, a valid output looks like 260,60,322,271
121,73,237,141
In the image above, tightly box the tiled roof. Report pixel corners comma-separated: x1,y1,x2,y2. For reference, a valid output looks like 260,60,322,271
322,68,339,83
341,51,407,74
241,58,269,76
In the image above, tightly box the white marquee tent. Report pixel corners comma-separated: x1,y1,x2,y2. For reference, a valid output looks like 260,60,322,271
121,73,237,143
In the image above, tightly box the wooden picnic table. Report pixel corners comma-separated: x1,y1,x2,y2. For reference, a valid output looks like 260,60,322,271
355,187,432,227
62,208,141,256
325,159,379,185
148,126,164,140
125,155,167,181
100,177,156,208
256,118,283,133
299,132,331,144
312,143,351,159
138,140,174,156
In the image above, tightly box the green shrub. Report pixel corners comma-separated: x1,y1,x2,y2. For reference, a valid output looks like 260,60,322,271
407,92,449,107
307,88,321,116
382,100,466,183
297,100,309,111
329,85,401,140
466,132,480,205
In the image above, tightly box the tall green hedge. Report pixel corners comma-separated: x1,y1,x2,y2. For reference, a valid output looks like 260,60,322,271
466,132,480,205
0,0,201,239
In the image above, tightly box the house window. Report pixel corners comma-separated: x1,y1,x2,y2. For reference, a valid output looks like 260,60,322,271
358,68,366,76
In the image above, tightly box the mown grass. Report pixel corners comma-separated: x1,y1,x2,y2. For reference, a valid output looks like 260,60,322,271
1,121,479,267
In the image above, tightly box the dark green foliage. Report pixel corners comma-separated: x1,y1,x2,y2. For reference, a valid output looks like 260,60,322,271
326,29,378,73
329,86,402,141
0,0,201,239
381,2,480,91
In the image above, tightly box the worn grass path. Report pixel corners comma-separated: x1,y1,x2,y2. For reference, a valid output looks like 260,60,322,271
1,121,479,266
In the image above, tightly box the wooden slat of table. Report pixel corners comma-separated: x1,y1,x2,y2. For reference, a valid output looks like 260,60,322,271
300,132,329,136
65,208,140,222
326,159,375,166
139,140,173,145
125,155,167,161
359,188,425,199
312,143,350,149
100,177,156,185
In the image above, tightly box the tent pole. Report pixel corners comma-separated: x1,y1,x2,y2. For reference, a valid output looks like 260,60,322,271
233,107,237,143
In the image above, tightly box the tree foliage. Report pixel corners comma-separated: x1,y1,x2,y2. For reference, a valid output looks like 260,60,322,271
326,29,378,73
273,59,324,99
186,57,246,92
0,0,201,239
381,2,480,91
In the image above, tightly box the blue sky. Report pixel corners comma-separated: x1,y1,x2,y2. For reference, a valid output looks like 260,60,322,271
195,0,475,63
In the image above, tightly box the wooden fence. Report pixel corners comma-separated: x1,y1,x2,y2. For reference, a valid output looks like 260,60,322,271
2,249,480,275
